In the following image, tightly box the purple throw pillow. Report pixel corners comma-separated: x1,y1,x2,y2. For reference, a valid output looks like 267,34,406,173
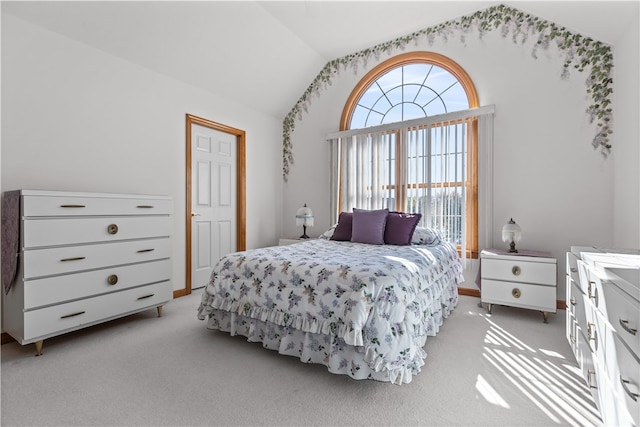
384,212,422,245
351,208,389,245
330,212,353,241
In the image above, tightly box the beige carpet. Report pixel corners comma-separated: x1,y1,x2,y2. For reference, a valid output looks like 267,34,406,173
1,291,601,426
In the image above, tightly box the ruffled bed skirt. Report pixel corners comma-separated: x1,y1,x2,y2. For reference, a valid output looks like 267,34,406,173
197,279,459,385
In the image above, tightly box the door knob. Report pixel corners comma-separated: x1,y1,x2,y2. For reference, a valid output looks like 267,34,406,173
191,212,201,217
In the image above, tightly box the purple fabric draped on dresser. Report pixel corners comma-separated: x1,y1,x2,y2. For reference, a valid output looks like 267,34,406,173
2,190,21,294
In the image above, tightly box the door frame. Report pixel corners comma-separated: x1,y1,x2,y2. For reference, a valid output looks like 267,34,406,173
179,114,246,298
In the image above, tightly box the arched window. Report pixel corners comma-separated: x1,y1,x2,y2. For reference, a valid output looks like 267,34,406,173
336,52,481,258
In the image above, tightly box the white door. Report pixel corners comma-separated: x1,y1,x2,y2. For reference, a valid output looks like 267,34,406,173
191,123,237,289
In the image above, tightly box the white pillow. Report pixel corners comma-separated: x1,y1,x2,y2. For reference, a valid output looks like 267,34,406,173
411,227,442,245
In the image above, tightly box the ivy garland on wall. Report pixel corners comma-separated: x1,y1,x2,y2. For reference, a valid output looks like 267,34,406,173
281,3,613,181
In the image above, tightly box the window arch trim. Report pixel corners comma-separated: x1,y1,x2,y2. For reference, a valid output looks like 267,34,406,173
339,51,479,131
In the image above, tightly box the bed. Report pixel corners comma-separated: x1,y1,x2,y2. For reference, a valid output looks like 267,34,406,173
197,221,463,385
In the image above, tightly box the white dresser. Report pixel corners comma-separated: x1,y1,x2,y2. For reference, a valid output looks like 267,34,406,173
2,190,173,355
566,246,639,426
480,249,557,323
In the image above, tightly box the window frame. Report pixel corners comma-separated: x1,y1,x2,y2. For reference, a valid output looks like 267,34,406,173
339,52,480,258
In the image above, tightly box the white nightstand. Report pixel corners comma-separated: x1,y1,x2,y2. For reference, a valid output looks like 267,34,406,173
480,248,557,323
278,237,315,246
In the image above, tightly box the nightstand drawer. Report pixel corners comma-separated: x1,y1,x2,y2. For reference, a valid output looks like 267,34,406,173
481,279,556,312
482,258,556,285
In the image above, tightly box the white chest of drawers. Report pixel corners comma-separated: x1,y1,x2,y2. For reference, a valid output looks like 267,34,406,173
2,190,173,355
480,248,557,323
566,246,639,426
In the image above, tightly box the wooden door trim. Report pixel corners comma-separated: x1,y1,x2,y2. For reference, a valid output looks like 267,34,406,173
180,114,246,298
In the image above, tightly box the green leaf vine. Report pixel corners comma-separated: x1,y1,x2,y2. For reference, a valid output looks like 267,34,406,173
282,3,613,181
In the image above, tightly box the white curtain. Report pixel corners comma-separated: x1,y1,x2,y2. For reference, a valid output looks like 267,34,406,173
327,106,495,264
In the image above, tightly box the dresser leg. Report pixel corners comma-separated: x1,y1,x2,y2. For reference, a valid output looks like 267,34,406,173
34,340,43,356
157,305,163,317
542,312,549,323
487,303,492,314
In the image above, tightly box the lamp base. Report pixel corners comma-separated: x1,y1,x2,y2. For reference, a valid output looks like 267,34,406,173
299,225,310,239
509,242,518,253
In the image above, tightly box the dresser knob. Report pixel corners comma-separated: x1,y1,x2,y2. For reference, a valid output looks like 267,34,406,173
512,266,521,276
512,288,521,298
107,274,118,285
107,224,119,235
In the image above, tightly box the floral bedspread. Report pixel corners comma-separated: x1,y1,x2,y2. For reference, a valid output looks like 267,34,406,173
197,239,463,384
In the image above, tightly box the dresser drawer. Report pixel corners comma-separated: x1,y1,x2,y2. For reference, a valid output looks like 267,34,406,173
566,251,580,284
23,238,171,279
575,328,600,404
23,194,172,217
22,281,172,343
24,259,172,309
568,279,588,334
23,216,171,248
610,333,640,426
600,280,640,357
481,279,556,312
577,260,609,313
482,258,556,286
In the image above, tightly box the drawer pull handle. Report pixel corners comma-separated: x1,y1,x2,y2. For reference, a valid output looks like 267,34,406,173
587,281,599,306
587,369,597,389
620,377,639,401
107,224,119,235
60,256,86,262
587,322,598,348
619,318,637,336
570,297,576,306
511,266,521,276
60,204,86,208
137,294,155,301
60,311,85,319
137,248,155,253
511,288,521,299
107,274,118,285
570,267,578,273
136,205,154,209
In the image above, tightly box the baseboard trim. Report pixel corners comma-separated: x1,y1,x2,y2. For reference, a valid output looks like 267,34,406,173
2,332,15,345
457,287,481,298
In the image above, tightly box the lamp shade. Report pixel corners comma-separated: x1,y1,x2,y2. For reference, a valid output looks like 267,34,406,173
295,204,314,227
502,218,521,252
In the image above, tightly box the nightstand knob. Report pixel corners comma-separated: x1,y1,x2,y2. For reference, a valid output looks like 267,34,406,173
107,274,118,285
107,223,119,235
512,265,521,276
512,288,521,298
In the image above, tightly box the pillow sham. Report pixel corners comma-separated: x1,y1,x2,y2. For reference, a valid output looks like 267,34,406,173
319,224,336,240
384,212,422,245
351,208,389,245
330,212,353,241
411,226,442,246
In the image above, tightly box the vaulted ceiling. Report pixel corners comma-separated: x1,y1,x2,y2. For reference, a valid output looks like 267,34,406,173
3,1,638,119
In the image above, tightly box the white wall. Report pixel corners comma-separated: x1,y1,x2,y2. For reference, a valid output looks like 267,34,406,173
282,24,640,301
1,14,284,296
613,12,640,249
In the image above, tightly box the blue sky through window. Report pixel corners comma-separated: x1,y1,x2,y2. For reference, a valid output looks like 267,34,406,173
350,63,469,129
